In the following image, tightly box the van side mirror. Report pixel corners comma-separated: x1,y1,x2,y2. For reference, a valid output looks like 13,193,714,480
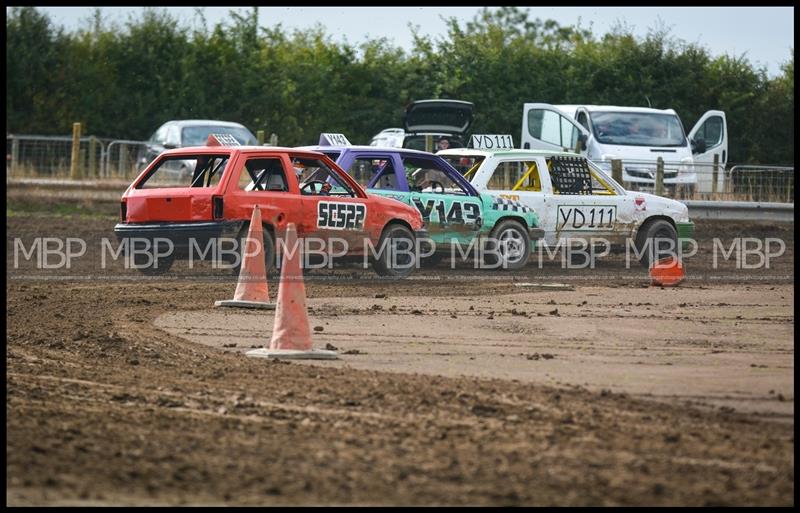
691,138,706,154
523,142,530,149
579,133,588,151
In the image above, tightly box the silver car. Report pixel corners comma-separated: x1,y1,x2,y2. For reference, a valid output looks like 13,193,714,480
140,119,258,178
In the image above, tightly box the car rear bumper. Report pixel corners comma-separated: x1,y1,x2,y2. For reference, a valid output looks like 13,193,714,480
114,221,245,256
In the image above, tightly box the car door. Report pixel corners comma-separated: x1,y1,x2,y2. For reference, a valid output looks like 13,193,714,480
401,155,482,247
225,154,304,235
291,154,371,253
688,110,728,193
522,104,589,154
538,155,631,246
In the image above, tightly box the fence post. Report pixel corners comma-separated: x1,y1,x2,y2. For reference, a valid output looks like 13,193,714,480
70,122,82,179
10,136,20,177
712,153,719,197
611,159,623,185
655,157,664,197
257,130,265,145
88,136,98,178
269,133,278,146
118,144,128,179
425,135,433,153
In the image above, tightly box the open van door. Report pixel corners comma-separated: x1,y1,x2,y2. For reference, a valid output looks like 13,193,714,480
688,110,727,194
521,103,590,154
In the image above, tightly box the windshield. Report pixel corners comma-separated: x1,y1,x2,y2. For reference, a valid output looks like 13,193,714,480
181,125,257,146
590,112,686,147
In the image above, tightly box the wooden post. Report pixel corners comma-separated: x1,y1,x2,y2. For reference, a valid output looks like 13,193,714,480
425,135,433,153
119,144,128,179
711,153,719,197
257,130,265,145
611,159,623,185
70,122,82,179
655,157,664,197
88,136,98,178
10,136,20,177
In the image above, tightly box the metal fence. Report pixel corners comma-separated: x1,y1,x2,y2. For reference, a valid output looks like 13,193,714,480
605,158,793,203
6,134,148,180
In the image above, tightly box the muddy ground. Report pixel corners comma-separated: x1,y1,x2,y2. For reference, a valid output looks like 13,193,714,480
5,198,795,506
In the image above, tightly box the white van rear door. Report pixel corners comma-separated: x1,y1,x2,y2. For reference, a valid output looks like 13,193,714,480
688,110,728,192
521,103,589,154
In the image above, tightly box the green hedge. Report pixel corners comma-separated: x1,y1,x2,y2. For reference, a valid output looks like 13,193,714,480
6,6,794,164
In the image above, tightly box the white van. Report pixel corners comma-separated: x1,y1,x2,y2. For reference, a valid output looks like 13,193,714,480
520,104,728,195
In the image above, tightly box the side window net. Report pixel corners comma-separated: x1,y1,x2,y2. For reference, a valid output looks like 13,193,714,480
548,156,592,195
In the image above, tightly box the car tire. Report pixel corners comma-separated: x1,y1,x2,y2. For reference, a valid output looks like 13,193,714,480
419,252,445,268
229,224,275,275
635,219,678,268
483,219,531,271
372,223,417,278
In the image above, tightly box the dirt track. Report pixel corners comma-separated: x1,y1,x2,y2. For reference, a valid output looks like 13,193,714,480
5,204,795,506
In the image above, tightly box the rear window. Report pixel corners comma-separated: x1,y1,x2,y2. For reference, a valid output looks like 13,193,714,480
137,155,230,189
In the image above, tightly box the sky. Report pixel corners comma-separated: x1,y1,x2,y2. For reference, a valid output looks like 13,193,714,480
20,6,795,77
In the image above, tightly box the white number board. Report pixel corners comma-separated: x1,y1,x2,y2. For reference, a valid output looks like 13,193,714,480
471,134,514,150
556,205,617,230
319,133,352,146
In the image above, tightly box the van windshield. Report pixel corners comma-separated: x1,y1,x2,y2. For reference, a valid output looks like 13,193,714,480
590,112,686,147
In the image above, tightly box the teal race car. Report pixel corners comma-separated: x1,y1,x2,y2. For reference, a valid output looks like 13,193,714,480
299,134,544,269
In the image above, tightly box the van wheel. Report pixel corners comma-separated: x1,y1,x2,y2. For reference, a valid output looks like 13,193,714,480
229,225,275,275
483,220,531,270
372,223,417,278
635,219,678,268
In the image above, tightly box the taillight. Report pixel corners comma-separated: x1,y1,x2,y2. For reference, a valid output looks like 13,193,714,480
212,195,224,219
120,201,127,222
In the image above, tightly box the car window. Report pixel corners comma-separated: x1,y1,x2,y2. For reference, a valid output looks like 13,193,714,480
137,154,230,189
695,116,724,149
291,157,356,197
400,156,468,196
439,154,485,179
346,157,395,189
238,158,289,192
488,160,539,191
151,125,169,144
546,156,615,195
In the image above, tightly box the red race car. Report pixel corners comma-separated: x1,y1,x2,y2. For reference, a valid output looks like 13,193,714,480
114,135,427,277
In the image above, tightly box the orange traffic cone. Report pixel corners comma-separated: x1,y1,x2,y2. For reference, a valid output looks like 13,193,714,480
650,256,685,287
214,206,275,309
246,223,337,360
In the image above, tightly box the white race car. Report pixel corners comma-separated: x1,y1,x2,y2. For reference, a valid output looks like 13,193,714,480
438,136,695,266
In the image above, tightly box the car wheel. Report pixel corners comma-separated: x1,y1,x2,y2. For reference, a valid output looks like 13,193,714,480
483,220,531,271
635,219,678,268
419,252,445,268
372,223,417,278
229,224,275,275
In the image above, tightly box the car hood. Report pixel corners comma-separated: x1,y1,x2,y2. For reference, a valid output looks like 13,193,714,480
403,99,474,135
629,191,691,222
